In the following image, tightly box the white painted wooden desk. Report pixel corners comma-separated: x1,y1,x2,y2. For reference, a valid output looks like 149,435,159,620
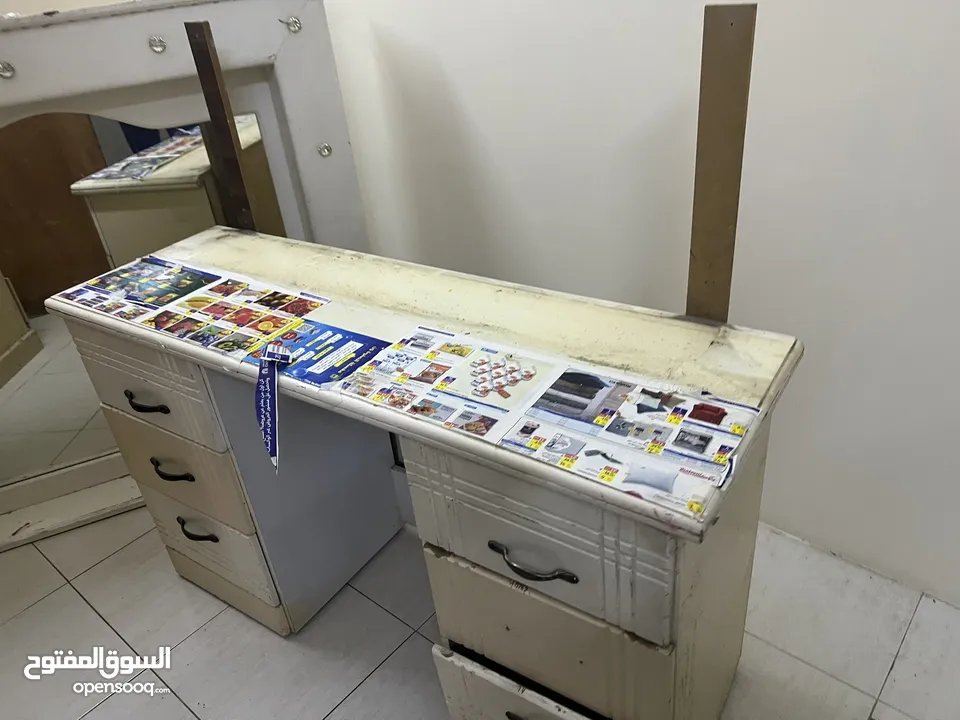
46,227,801,720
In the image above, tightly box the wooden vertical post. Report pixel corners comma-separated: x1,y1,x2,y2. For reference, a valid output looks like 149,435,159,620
185,21,256,231
685,4,757,323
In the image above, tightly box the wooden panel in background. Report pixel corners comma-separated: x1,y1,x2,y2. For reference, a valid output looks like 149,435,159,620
0,113,110,315
685,4,757,323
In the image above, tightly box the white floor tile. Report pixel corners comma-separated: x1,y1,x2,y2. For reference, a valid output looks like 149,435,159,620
165,586,411,720
35,508,154,580
53,427,118,466
85,410,109,430
418,614,441,645
721,634,874,720
0,372,100,435
30,315,72,352
81,671,195,720
40,344,86,375
0,341,62,406
0,544,65,626
747,524,919,695
872,703,917,720
879,596,960,720
0,431,76,483
72,530,225,654
326,633,448,720
350,526,435,629
0,585,134,720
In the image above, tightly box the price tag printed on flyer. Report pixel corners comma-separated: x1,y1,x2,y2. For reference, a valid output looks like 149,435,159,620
558,454,578,469
598,466,619,482
646,440,665,455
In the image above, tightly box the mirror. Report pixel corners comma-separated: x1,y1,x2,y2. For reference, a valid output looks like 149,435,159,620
0,111,276,491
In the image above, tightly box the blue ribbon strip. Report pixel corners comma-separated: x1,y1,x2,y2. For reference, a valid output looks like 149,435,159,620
255,344,291,471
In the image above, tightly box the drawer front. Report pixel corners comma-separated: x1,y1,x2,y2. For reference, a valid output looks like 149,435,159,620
68,319,226,451
424,546,674,720
404,440,676,645
103,405,254,534
166,548,291,637
140,485,279,606
433,645,589,720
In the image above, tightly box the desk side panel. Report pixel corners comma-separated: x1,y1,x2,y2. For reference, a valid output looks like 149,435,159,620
206,370,401,631
673,419,770,720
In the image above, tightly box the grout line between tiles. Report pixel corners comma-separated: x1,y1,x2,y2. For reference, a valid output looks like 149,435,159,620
71,568,226,720
347,582,431,634
38,513,154,582
38,520,216,720
147,606,228,720
75,666,151,719
415,613,439,645
48,427,88,466
744,631,879,698
869,593,924,720
320,626,418,720
0,547,68,630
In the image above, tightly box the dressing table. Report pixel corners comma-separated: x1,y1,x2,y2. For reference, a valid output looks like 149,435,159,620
46,226,801,720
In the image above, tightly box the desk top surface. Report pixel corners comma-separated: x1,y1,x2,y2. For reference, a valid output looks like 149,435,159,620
71,116,261,195
47,227,802,540
162,228,799,407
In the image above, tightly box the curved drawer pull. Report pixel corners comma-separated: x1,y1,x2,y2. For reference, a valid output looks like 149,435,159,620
176,516,219,543
487,540,579,584
150,458,195,483
124,389,170,415
505,713,525,720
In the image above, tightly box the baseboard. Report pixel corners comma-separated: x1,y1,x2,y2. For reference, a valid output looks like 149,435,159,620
0,451,128,514
0,475,143,551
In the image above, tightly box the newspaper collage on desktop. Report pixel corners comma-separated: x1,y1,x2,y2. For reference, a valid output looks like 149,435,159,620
55,255,760,519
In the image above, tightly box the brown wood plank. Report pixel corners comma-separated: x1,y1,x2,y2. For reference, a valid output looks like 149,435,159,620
685,4,757,323
0,113,110,315
185,20,255,231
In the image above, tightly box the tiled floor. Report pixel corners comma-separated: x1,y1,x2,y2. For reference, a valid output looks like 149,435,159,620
0,315,117,485
1,515,956,720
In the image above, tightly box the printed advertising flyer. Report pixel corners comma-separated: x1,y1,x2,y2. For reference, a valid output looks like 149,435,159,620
522,369,756,470
55,257,331,361
243,320,390,387
340,326,559,442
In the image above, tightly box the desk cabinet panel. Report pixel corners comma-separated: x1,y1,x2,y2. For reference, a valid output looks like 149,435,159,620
69,319,226,451
425,546,674,720
104,406,254,533
404,439,676,646
140,485,279,606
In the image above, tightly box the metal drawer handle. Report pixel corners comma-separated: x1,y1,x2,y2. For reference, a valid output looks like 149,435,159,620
150,458,195,483
487,541,579,584
176,516,219,543
505,713,524,720
124,389,170,415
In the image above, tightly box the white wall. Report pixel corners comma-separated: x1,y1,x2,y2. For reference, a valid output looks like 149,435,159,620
326,0,960,604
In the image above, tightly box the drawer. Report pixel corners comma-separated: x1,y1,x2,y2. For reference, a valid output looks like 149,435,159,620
424,546,673,720
67,319,226,451
167,548,290,637
139,485,279,606
103,405,254,534
404,440,676,646
433,645,590,720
